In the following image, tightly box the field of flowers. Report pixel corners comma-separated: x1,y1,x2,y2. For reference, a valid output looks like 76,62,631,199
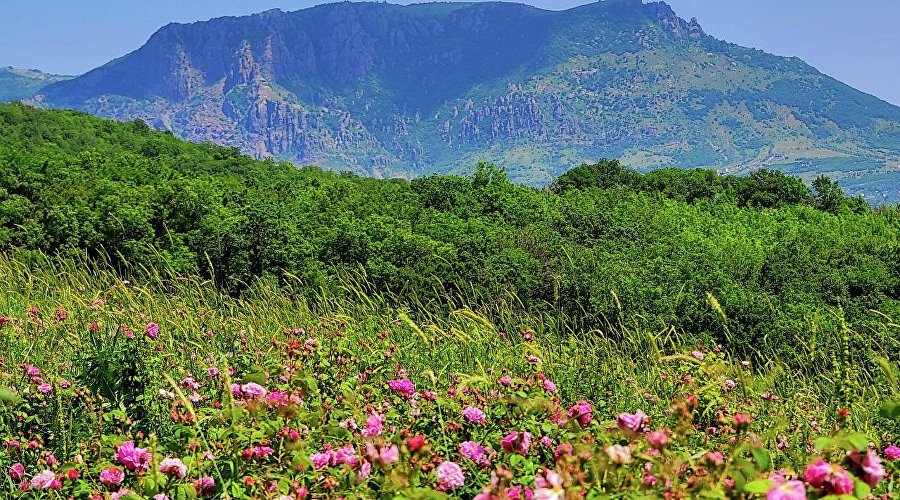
0,253,898,499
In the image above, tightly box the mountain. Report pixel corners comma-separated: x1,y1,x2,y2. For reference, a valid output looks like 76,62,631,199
0,67,72,102
33,0,900,200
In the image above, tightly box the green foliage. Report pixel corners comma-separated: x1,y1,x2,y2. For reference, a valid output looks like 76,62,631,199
0,103,898,371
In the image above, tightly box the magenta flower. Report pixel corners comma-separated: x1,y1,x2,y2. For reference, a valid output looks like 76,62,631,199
501,431,532,455
116,441,151,472
311,452,331,470
30,470,60,490
239,382,267,400
617,410,648,435
462,406,487,425
37,383,52,394
362,413,384,438
460,441,490,466
804,459,853,495
567,401,592,427
847,449,886,487
159,457,188,479
7,463,25,480
541,379,557,393
144,322,159,339
436,461,465,490
885,444,900,460
100,466,125,487
766,477,806,500
388,378,416,397
194,476,216,496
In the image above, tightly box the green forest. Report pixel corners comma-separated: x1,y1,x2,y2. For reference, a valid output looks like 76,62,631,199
0,103,897,366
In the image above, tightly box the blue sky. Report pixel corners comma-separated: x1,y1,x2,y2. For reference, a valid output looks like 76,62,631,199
2,0,898,105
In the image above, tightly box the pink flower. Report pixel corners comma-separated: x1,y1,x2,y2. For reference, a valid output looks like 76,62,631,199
239,382,267,400
7,463,25,480
30,470,59,490
388,378,416,397
542,379,557,393
534,469,564,499
567,401,592,427
804,459,853,495
507,485,535,499
460,441,490,466
144,322,159,339
885,444,900,460
617,410,648,435
310,452,331,470
159,457,188,479
498,376,512,386
605,444,632,464
646,430,669,449
848,449,886,487
333,445,359,467
691,350,705,360
100,466,125,487
380,444,399,465
37,383,52,394
116,441,151,472
436,461,465,490
208,367,220,378
501,431,532,455
362,413,384,438
111,488,133,500
194,476,216,496
462,406,487,424
766,474,806,500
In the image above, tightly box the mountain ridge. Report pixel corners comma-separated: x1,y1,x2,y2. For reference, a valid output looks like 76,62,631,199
20,0,900,200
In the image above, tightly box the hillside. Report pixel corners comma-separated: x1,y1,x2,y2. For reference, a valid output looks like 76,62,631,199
0,102,899,498
0,66,71,102
1,102,897,361
31,1,900,201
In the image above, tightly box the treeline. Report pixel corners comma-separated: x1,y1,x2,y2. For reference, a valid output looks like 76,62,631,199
0,103,898,363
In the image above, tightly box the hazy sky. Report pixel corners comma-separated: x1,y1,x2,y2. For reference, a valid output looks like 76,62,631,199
2,0,898,105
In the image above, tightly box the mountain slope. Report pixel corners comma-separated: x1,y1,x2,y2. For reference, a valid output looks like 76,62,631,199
35,0,900,200
0,67,72,102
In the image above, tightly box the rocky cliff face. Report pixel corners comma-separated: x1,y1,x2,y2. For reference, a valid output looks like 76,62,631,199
34,1,900,197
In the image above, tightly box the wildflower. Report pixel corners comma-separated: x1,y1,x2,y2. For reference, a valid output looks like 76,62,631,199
723,379,736,391
362,413,384,438
733,412,752,429
706,451,725,467
540,436,553,448
847,449,886,487
498,375,512,386
804,459,853,495
388,378,416,397
59,379,71,389
507,485,534,499
605,444,632,464
542,379,557,393
100,467,125,487
7,463,25,480
501,431,532,455
377,444,399,465
646,430,669,449
194,476,216,496
159,457,188,479
567,400,592,427
406,435,427,452
239,382,268,400
766,473,806,500
436,461,465,490
111,488,133,500
30,470,59,490
526,355,542,365
311,452,331,470
462,406,487,424
116,441,152,472
208,367,220,378
691,350,705,360
885,444,900,460
534,469,565,500
617,409,648,435
460,441,490,466
145,322,159,339
37,382,52,394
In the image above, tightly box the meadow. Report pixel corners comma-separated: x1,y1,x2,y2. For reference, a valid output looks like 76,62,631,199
0,104,899,498
0,251,898,498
